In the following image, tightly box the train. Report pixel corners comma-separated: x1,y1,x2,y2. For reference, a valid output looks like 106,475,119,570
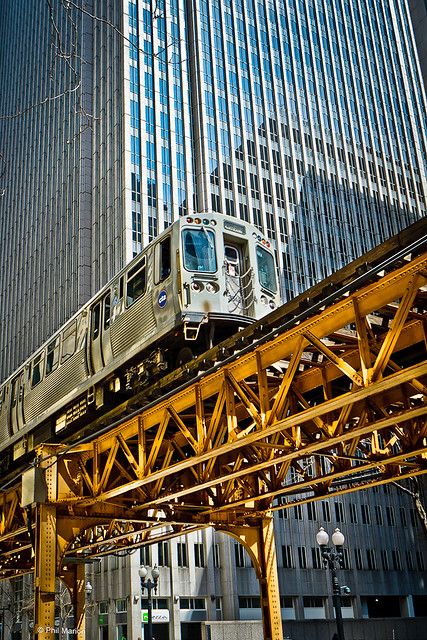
0,213,280,466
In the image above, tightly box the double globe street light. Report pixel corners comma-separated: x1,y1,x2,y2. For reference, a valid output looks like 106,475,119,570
316,527,349,640
138,565,160,640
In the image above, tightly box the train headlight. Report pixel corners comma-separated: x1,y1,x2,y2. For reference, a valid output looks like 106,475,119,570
191,282,203,291
269,300,276,309
205,282,218,293
261,295,268,305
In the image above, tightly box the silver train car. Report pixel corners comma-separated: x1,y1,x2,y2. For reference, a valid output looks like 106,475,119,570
0,213,280,464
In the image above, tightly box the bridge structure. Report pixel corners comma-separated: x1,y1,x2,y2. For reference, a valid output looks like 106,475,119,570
0,219,427,640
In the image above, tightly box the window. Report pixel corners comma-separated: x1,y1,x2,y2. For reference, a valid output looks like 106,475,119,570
99,601,108,614
307,503,316,521
194,542,205,567
386,506,395,526
335,501,345,522
392,549,402,570
381,550,389,571
322,502,331,522
158,541,169,566
361,504,370,524
238,596,261,608
179,598,206,610
213,543,220,568
349,502,357,523
177,542,188,567
298,546,307,569
116,599,127,613
182,228,217,272
126,257,146,306
104,294,111,329
311,547,322,569
293,504,303,520
256,246,277,293
303,596,324,609
341,548,351,570
140,546,151,566
92,303,100,339
235,543,246,567
61,322,77,363
375,505,383,525
366,549,377,570
282,545,293,568
155,236,171,283
46,338,59,375
280,596,294,609
355,548,363,570
31,353,44,387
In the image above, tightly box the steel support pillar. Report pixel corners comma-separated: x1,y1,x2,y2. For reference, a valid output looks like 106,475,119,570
34,503,57,639
62,563,87,639
229,517,283,640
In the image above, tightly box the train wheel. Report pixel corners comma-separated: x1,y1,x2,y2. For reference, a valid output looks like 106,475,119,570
176,347,194,367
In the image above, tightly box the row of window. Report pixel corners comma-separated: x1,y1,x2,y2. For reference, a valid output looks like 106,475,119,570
278,499,419,528
280,544,425,572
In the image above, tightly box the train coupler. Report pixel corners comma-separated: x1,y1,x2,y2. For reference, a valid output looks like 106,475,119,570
182,312,208,341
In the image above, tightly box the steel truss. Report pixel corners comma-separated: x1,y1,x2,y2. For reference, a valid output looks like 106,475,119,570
1,243,427,639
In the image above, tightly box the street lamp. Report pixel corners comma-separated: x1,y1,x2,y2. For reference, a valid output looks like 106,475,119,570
139,565,160,640
316,527,347,640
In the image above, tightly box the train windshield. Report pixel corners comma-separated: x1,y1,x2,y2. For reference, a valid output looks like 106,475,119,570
182,228,217,272
256,245,277,293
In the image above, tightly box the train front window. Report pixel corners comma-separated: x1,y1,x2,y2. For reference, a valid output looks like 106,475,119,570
182,228,217,272
256,246,277,293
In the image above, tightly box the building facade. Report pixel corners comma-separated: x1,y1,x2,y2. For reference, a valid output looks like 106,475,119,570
1,0,427,639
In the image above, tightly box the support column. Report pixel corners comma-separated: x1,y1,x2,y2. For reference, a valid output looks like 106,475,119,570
227,517,283,640
34,504,57,639
62,564,87,638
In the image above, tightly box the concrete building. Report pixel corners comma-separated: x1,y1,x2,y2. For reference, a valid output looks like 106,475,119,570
1,1,427,639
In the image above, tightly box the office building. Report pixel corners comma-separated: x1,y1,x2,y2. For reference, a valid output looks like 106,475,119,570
1,0,427,639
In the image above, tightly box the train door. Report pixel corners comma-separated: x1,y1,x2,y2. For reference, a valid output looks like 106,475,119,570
90,294,113,373
90,301,104,373
224,244,251,315
10,372,25,434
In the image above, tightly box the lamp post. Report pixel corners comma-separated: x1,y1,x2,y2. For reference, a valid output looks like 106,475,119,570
138,565,160,640
316,527,346,640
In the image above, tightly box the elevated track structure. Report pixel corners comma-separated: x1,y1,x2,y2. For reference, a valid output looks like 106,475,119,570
1,218,427,639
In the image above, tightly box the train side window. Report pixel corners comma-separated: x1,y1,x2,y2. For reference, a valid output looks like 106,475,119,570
11,378,19,407
62,321,77,363
127,257,146,306
31,353,44,387
155,236,171,283
46,338,59,375
92,303,101,339
104,294,111,329
119,276,124,299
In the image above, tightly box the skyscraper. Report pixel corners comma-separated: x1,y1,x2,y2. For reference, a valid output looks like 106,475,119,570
1,0,427,381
